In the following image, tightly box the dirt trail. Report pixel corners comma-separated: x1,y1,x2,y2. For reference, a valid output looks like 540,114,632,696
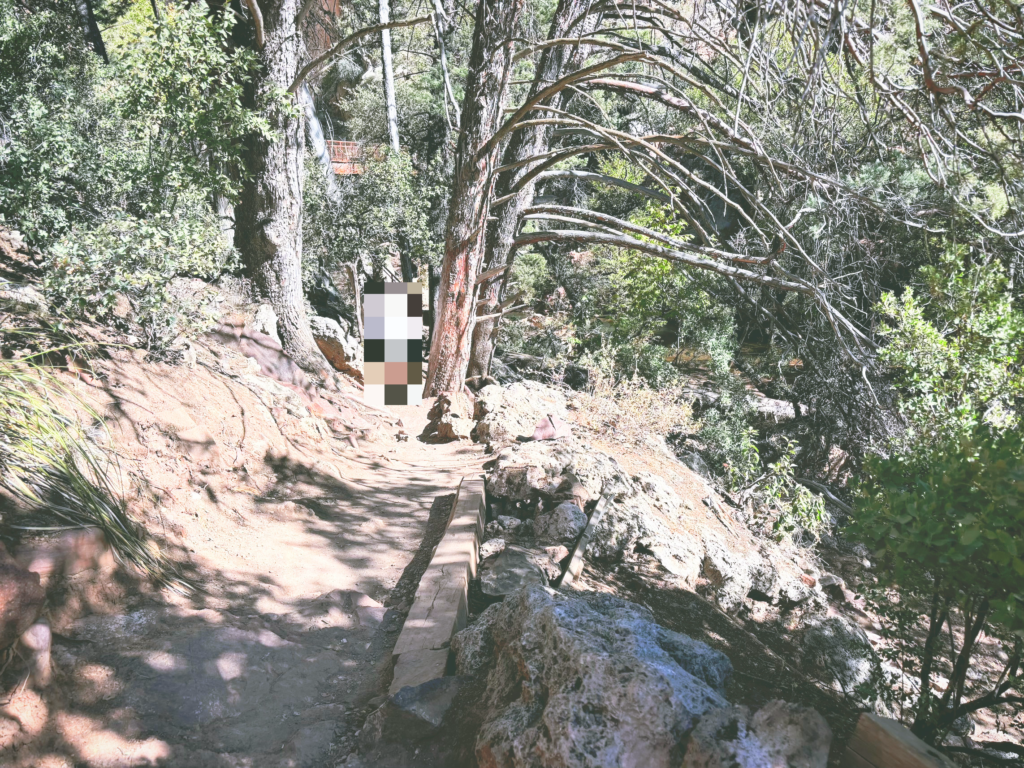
0,349,487,768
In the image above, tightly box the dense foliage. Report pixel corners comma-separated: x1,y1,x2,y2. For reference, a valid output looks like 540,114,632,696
853,426,1024,742
1,0,1023,749
0,0,260,343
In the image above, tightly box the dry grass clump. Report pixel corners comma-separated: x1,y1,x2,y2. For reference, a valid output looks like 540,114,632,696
571,373,694,444
0,334,187,590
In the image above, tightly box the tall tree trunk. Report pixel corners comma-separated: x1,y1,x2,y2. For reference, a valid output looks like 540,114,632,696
423,0,525,395
236,0,329,374
466,0,598,380
380,0,417,282
380,0,401,154
76,0,108,63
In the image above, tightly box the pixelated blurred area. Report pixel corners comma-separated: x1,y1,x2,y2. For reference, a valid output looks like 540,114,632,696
363,282,424,406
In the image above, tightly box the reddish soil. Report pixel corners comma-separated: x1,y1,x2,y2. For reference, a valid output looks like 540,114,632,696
0,343,486,768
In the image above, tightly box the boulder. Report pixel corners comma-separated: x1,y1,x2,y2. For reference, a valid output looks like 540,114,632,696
0,543,46,649
701,536,773,614
797,616,883,702
530,414,572,441
438,417,475,441
553,471,591,509
566,449,633,499
590,488,702,586
479,538,506,560
544,545,570,564
533,502,587,545
310,315,362,377
485,441,828,614
450,586,732,768
486,441,578,500
485,515,526,540
479,547,554,597
682,700,832,768
474,382,568,445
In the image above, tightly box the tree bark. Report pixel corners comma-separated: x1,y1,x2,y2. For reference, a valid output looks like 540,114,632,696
236,0,329,374
76,0,108,63
380,0,401,154
423,0,525,395
466,0,598,380
379,0,418,283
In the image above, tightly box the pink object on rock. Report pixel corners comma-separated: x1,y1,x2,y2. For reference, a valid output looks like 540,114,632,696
531,415,572,441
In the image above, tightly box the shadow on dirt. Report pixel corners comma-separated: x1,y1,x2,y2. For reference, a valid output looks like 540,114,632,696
0,453,461,768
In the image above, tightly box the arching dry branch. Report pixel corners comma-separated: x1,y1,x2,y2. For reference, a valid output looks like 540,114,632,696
427,0,1024,390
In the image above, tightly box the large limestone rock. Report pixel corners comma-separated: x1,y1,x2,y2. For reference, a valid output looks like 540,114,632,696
533,501,587,545
682,700,832,767
478,547,552,597
450,586,732,768
486,440,578,500
797,616,883,702
474,382,568,446
310,315,362,377
0,543,45,649
485,440,632,502
485,440,828,615
589,477,705,586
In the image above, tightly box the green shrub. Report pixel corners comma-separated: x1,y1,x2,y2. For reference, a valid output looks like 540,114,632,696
0,0,262,244
0,0,128,243
507,250,552,303
877,252,1024,451
119,2,266,206
850,425,1024,743
44,210,235,347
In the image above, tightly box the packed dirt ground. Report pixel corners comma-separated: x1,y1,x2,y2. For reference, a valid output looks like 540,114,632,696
0,333,487,767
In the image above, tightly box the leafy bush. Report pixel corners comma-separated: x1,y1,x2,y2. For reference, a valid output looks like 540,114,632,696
850,425,1024,743
44,210,235,347
119,2,266,205
0,0,262,244
760,440,827,541
877,252,1024,451
0,0,126,243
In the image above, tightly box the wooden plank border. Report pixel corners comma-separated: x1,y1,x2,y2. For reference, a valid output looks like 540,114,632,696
389,474,485,694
